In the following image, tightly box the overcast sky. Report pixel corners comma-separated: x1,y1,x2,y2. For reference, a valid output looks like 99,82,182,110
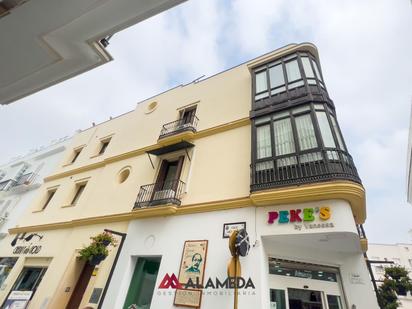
1,0,411,243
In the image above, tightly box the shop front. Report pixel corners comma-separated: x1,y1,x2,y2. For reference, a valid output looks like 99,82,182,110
0,221,127,308
101,199,378,309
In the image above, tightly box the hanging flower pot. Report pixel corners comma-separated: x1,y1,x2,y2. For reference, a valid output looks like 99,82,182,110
89,253,107,266
91,232,117,247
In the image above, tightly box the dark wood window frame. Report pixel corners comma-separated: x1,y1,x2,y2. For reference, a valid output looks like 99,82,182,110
252,52,326,102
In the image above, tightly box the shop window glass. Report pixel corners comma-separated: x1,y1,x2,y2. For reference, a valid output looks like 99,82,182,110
295,114,317,151
270,289,286,309
0,257,18,286
13,267,47,292
327,295,343,309
123,257,161,309
316,112,336,148
256,125,272,159
273,118,295,156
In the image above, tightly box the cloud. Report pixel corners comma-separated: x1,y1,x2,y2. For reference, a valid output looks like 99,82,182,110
0,0,411,242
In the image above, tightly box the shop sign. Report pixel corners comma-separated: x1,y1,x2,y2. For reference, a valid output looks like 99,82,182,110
222,222,246,238
11,233,43,255
267,207,334,230
3,290,32,309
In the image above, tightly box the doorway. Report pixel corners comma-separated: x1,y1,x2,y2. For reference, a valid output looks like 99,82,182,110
268,258,345,309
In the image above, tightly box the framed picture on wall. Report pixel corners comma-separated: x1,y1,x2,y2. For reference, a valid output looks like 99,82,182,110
177,240,208,285
174,240,208,308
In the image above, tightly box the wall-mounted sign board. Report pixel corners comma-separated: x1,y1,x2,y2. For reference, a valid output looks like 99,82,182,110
223,222,246,238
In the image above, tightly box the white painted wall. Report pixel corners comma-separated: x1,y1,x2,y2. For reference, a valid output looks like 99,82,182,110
368,243,412,308
0,138,70,235
102,199,378,309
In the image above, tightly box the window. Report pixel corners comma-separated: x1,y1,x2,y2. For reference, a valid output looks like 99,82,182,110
180,106,197,125
269,64,285,95
123,257,161,309
71,183,86,206
12,267,47,294
0,257,18,286
71,148,83,163
98,139,111,155
155,156,184,191
253,104,349,167
42,189,56,210
256,125,272,159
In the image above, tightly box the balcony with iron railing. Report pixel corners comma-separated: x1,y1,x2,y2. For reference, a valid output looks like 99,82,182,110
134,179,185,209
0,179,16,191
251,149,361,191
159,115,199,140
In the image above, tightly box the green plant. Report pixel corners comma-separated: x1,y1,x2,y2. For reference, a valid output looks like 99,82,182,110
91,231,117,247
377,265,412,309
79,242,109,261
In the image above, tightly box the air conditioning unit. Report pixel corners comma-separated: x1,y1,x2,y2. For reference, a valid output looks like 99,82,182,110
153,189,175,201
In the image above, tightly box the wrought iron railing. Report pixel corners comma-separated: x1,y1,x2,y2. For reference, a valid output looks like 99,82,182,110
251,149,360,191
0,179,16,191
159,116,199,139
356,224,366,239
134,179,185,209
15,172,36,186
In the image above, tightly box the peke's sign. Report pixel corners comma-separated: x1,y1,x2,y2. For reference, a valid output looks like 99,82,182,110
268,207,334,230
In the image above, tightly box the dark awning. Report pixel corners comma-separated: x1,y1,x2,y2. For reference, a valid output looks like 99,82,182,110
147,141,195,156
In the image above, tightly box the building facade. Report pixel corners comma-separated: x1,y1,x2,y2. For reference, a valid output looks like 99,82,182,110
0,43,378,309
0,137,70,293
368,243,412,308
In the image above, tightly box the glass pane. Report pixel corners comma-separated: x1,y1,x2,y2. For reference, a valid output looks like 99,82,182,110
271,86,286,95
327,151,339,161
256,160,274,171
273,118,295,155
277,156,297,167
255,92,268,100
255,71,268,93
269,65,285,89
285,60,301,82
292,105,310,114
270,289,286,309
0,257,18,286
330,116,346,151
300,152,322,163
256,125,272,159
311,59,323,81
288,80,304,90
295,114,317,151
288,288,323,308
307,79,317,85
123,258,161,309
316,112,336,148
255,116,270,125
14,268,45,291
327,295,343,309
301,57,315,78
273,111,290,120
314,103,325,110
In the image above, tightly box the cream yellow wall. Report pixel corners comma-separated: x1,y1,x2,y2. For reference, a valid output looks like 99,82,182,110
0,222,127,308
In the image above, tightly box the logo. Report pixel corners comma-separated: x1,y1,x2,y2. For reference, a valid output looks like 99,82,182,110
268,206,331,224
11,233,43,255
158,273,183,289
158,273,255,290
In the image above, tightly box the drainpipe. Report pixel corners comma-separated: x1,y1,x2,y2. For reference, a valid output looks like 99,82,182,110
97,229,127,309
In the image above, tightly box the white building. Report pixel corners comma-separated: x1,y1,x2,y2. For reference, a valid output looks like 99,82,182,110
368,243,412,308
0,0,186,105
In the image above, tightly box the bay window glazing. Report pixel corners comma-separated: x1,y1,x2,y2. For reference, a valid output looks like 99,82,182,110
251,103,359,189
253,52,325,102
